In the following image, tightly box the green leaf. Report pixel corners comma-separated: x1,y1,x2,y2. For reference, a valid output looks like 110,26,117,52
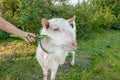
10,34,51,41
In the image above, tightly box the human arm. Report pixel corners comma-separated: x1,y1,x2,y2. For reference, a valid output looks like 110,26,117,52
0,17,36,42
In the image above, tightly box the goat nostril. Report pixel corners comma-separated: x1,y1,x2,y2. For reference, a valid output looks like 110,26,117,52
72,42,77,47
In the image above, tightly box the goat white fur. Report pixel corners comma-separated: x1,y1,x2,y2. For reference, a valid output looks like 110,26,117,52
36,16,77,80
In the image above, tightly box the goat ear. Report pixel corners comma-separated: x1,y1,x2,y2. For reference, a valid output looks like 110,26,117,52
41,19,49,29
68,16,75,24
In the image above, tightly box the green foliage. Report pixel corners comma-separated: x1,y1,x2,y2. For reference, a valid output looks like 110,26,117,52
0,31,9,39
0,0,120,38
90,0,120,30
1,0,20,17
90,6,116,29
74,3,93,37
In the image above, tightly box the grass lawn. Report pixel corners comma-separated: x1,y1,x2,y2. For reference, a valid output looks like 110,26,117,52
0,30,120,80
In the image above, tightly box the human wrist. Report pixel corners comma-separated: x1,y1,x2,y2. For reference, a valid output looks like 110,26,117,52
14,30,27,37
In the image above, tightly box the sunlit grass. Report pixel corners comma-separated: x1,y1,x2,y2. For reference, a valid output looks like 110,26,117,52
0,30,120,80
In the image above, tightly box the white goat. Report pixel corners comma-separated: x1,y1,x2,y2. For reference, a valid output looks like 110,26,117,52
36,16,77,80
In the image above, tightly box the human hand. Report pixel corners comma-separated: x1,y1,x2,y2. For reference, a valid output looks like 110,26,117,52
23,32,36,42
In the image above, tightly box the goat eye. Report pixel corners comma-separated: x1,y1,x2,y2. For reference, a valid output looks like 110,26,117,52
53,28,59,31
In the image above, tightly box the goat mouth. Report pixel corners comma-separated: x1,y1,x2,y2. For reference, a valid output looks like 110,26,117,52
63,46,76,51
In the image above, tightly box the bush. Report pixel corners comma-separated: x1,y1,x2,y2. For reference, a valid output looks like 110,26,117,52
74,3,93,37
90,6,117,30
0,0,75,34
111,14,120,30
0,0,120,39
0,31,9,39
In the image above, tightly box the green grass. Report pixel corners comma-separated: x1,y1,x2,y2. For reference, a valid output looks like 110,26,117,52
0,30,120,80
